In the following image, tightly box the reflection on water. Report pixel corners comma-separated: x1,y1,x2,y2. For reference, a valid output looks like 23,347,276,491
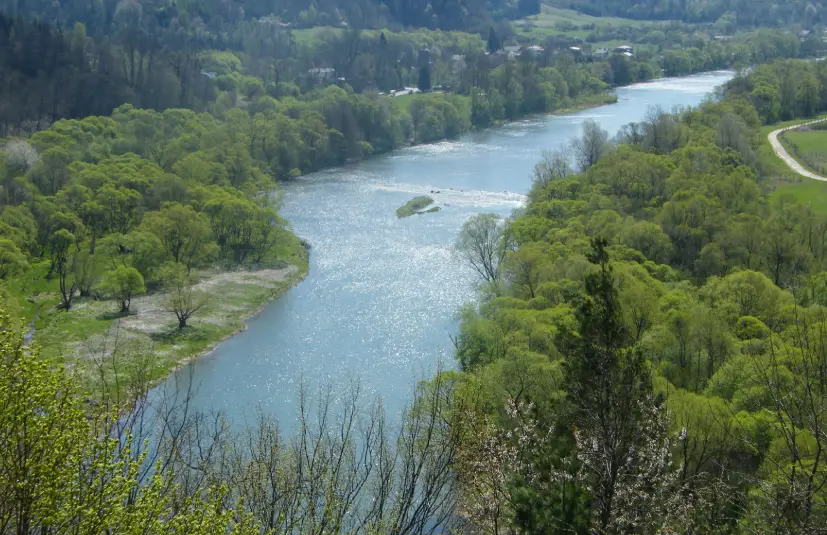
161,71,734,430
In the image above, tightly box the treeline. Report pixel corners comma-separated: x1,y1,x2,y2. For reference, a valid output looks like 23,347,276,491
449,64,827,532
392,51,617,142
0,13,215,135
657,29,811,75
725,58,827,122
311,26,818,94
553,0,827,27
405,50,613,141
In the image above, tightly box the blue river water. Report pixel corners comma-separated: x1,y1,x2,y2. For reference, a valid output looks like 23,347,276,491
159,71,734,429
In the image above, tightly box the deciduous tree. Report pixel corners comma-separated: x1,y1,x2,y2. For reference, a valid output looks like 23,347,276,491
99,266,146,314
161,263,207,329
455,213,511,287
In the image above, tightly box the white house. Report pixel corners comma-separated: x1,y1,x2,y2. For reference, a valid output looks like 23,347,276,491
308,67,336,81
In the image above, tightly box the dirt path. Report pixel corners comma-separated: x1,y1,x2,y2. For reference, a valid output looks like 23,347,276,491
768,119,827,182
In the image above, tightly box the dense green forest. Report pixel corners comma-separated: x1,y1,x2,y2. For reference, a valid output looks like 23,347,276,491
449,58,827,533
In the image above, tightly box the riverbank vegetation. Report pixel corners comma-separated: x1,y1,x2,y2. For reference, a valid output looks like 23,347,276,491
0,103,311,387
446,60,827,533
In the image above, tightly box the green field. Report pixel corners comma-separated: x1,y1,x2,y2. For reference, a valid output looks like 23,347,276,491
526,4,659,27
515,4,662,38
760,118,827,213
293,26,484,49
780,128,827,175
770,179,827,214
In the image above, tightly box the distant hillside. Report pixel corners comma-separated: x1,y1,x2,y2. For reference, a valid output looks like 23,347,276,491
550,0,827,26
0,0,541,32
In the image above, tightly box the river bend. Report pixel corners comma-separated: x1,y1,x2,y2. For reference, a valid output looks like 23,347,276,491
160,71,734,428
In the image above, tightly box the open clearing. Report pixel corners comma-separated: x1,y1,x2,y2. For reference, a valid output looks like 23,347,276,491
2,231,310,393
515,4,663,38
525,4,659,27
28,262,306,392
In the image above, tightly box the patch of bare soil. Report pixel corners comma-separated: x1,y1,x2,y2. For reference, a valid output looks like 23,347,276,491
120,265,299,335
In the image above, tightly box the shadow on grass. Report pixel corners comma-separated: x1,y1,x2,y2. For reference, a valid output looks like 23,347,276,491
149,325,212,344
96,309,132,321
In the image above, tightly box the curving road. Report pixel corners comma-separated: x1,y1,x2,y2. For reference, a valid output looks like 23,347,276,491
768,119,827,182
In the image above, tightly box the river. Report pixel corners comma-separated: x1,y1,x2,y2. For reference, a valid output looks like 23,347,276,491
159,71,734,429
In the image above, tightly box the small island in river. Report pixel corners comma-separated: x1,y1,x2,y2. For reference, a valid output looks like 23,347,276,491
396,196,441,218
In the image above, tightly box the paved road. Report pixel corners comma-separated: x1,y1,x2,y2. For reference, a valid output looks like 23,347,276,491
768,119,827,182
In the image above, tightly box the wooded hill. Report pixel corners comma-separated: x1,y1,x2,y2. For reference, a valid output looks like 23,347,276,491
0,0,540,31
449,58,827,533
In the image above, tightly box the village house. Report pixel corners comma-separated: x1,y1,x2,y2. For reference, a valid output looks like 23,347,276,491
594,47,610,59
524,45,545,58
503,44,522,59
451,54,467,75
308,67,336,81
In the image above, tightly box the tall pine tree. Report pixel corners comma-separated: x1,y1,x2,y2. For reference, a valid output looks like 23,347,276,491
487,26,501,54
562,239,677,534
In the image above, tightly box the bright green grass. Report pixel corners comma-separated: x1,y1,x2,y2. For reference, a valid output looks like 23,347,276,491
758,123,797,182
515,3,662,38
526,4,660,27
516,25,591,39
389,92,422,113
293,27,342,47
293,26,484,49
780,129,827,175
770,179,827,214
782,129,827,153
